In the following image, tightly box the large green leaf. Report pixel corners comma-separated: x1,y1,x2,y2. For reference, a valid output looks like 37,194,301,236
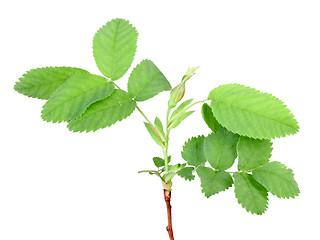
127,59,171,101
181,135,206,167
14,67,88,100
41,73,115,123
233,172,268,215
252,162,299,198
208,84,299,139
237,137,273,171
67,89,136,132
201,103,220,132
196,167,233,197
93,18,138,80
204,127,239,170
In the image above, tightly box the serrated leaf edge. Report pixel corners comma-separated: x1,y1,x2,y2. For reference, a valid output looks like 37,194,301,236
14,66,89,100
92,18,138,80
67,99,136,133
233,173,269,215
252,161,300,199
210,83,299,140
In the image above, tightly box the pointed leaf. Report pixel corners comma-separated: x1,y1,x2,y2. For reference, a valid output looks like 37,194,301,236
41,73,115,123
204,127,239,170
93,18,138,80
233,172,268,215
201,103,220,132
171,99,193,119
252,161,299,198
154,117,165,140
144,122,164,147
128,59,171,101
181,135,206,167
177,167,195,181
208,84,299,139
168,111,194,129
153,157,165,168
67,89,136,132
14,67,88,100
237,137,273,171
196,167,233,197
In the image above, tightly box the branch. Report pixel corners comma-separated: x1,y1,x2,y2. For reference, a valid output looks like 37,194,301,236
164,189,174,240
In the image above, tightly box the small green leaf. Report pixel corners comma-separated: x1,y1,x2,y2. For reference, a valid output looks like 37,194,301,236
168,111,194,129
41,73,115,123
181,135,206,167
67,89,136,132
177,167,195,181
208,84,299,139
196,167,233,197
233,172,268,215
201,103,220,132
93,18,138,80
154,117,165,141
237,137,273,171
170,99,193,119
204,127,239,170
14,67,88,100
153,157,165,168
252,162,299,198
128,59,171,101
144,122,164,147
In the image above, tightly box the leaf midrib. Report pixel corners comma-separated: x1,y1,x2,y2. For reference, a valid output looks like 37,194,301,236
43,82,108,116
213,99,297,131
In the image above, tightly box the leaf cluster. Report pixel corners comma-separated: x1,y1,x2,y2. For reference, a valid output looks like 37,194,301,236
14,18,300,216
14,18,171,132
179,94,299,214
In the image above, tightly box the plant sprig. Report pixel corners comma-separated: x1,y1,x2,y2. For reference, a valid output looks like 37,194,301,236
14,18,300,240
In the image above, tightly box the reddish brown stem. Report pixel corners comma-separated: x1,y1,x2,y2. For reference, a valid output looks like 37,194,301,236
164,189,174,240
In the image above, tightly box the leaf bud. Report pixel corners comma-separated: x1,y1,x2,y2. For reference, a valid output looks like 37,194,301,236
168,66,199,109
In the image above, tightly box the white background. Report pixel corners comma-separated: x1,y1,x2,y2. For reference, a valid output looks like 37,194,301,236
1,0,319,239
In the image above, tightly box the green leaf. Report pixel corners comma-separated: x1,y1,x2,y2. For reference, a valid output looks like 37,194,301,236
233,172,268,215
168,111,194,129
67,89,136,132
14,67,88,100
93,18,138,80
252,162,299,198
154,117,165,141
204,127,239,170
177,167,195,181
153,157,165,168
208,84,299,139
201,103,220,132
196,167,233,197
127,59,171,101
41,73,115,123
181,135,206,167
144,122,164,147
171,99,193,119
237,137,273,171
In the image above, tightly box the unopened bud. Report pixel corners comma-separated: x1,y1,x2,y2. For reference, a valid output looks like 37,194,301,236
168,83,186,108
168,66,199,109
